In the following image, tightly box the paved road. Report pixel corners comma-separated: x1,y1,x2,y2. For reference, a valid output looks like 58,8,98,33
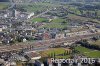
0,32,100,53
28,8,52,21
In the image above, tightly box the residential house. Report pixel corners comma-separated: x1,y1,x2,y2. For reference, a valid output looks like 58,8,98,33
0,24,8,32
4,61,16,66
43,32,51,40
0,59,5,66
56,33,65,39
65,30,91,37
10,54,27,62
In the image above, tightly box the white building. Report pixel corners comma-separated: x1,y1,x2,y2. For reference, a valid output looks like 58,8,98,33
23,38,27,42
27,12,35,19
0,28,2,32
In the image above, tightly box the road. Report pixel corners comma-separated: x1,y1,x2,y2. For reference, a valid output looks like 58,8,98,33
32,9,50,19
0,32,100,53
28,8,52,21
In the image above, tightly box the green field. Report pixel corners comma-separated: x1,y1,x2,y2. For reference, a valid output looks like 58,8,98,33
0,3,9,10
38,18,67,28
32,17,48,22
75,46,100,58
22,2,58,12
40,22,67,29
51,18,66,23
68,13,100,23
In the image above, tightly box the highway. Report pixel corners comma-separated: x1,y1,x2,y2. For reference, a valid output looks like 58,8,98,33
0,32,100,53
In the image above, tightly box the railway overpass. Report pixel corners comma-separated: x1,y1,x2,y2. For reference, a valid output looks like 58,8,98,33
0,32,100,53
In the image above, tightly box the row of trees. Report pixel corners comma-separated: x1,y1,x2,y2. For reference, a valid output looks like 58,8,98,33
77,38,100,50
48,50,71,59
68,3,100,19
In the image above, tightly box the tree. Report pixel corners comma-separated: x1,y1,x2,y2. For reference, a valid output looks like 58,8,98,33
53,52,56,59
92,36,99,41
64,51,66,56
50,53,53,58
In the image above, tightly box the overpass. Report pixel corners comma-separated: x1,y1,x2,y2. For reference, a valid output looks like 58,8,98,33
0,32,100,53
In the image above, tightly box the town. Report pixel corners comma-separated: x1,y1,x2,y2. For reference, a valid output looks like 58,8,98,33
0,0,100,66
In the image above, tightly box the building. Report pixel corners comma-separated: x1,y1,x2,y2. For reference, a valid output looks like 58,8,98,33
34,60,44,66
0,27,3,32
43,32,51,40
0,24,8,32
23,38,27,42
56,33,65,39
27,12,34,19
65,30,91,37
24,51,41,60
4,61,16,66
10,54,27,62
0,59,5,66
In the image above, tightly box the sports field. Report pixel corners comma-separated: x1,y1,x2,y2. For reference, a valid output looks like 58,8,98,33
39,48,71,59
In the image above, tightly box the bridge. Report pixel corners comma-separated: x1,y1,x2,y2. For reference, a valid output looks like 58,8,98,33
0,32,100,53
